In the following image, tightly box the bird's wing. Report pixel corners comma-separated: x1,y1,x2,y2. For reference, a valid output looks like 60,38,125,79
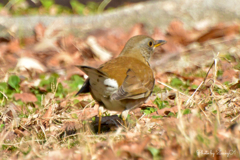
76,66,118,97
111,69,154,100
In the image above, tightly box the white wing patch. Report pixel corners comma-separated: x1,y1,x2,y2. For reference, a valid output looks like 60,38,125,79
104,78,118,89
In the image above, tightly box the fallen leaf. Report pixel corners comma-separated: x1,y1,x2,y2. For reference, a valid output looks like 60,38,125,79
61,121,82,136
98,145,119,160
230,80,240,89
151,106,178,116
43,92,55,106
166,20,192,45
14,93,38,103
197,23,240,43
86,36,112,61
48,51,74,66
47,149,83,160
78,107,98,121
118,136,151,154
92,28,128,56
110,137,152,159
7,39,21,53
14,128,24,137
34,23,46,41
16,57,47,72
42,105,54,119
57,34,77,53
221,69,236,83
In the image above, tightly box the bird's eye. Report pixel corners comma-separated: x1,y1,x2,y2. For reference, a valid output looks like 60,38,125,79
148,41,153,47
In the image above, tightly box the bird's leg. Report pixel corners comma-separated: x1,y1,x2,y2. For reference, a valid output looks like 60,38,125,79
121,109,130,128
98,106,104,134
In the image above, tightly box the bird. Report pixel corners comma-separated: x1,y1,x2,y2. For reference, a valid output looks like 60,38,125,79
75,35,166,133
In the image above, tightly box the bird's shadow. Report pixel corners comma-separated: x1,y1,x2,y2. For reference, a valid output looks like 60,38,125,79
90,115,124,133
58,115,125,139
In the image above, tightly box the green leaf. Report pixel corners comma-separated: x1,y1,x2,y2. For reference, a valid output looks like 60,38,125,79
153,85,162,93
148,147,160,157
57,82,63,92
194,70,207,78
191,84,198,89
73,99,80,104
8,75,20,90
154,97,169,109
224,54,235,61
170,78,183,87
87,1,98,13
217,70,223,77
168,112,176,117
36,94,42,102
40,74,59,92
234,63,240,70
152,115,162,119
0,82,7,91
0,124,5,131
197,135,204,142
182,108,191,115
39,79,50,87
214,87,228,94
56,82,65,98
143,110,151,115
141,107,157,115
40,0,54,9
68,75,85,92
212,110,217,114
70,0,85,14
71,113,78,119
2,145,18,152
21,146,31,155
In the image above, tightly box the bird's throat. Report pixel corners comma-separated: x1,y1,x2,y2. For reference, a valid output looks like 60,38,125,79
119,49,150,66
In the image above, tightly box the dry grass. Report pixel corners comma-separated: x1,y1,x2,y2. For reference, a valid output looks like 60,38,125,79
0,19,240,159
1,50,240,160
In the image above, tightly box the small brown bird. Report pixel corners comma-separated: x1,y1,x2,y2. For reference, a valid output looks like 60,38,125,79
76,35,166,133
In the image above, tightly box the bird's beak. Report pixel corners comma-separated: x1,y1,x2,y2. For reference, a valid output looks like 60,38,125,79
154,40,167,47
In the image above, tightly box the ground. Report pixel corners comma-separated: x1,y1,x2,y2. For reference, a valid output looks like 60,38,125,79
0,0,240,159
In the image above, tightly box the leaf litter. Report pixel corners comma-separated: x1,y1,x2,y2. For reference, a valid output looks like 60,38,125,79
0,19,240,160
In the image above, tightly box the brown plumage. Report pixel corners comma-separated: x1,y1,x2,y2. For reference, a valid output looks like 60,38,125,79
76,35,166,133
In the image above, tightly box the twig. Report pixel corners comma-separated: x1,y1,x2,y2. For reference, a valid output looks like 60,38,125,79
176,92,190,142
213,52,221,124
197,99,213,124
186,57,215,107
186,81,203,106
231,114,240,122
203,60,215,84
0,91,8,100
157,81,189,97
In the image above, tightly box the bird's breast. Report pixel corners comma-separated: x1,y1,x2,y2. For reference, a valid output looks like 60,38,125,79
100,56,154,87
